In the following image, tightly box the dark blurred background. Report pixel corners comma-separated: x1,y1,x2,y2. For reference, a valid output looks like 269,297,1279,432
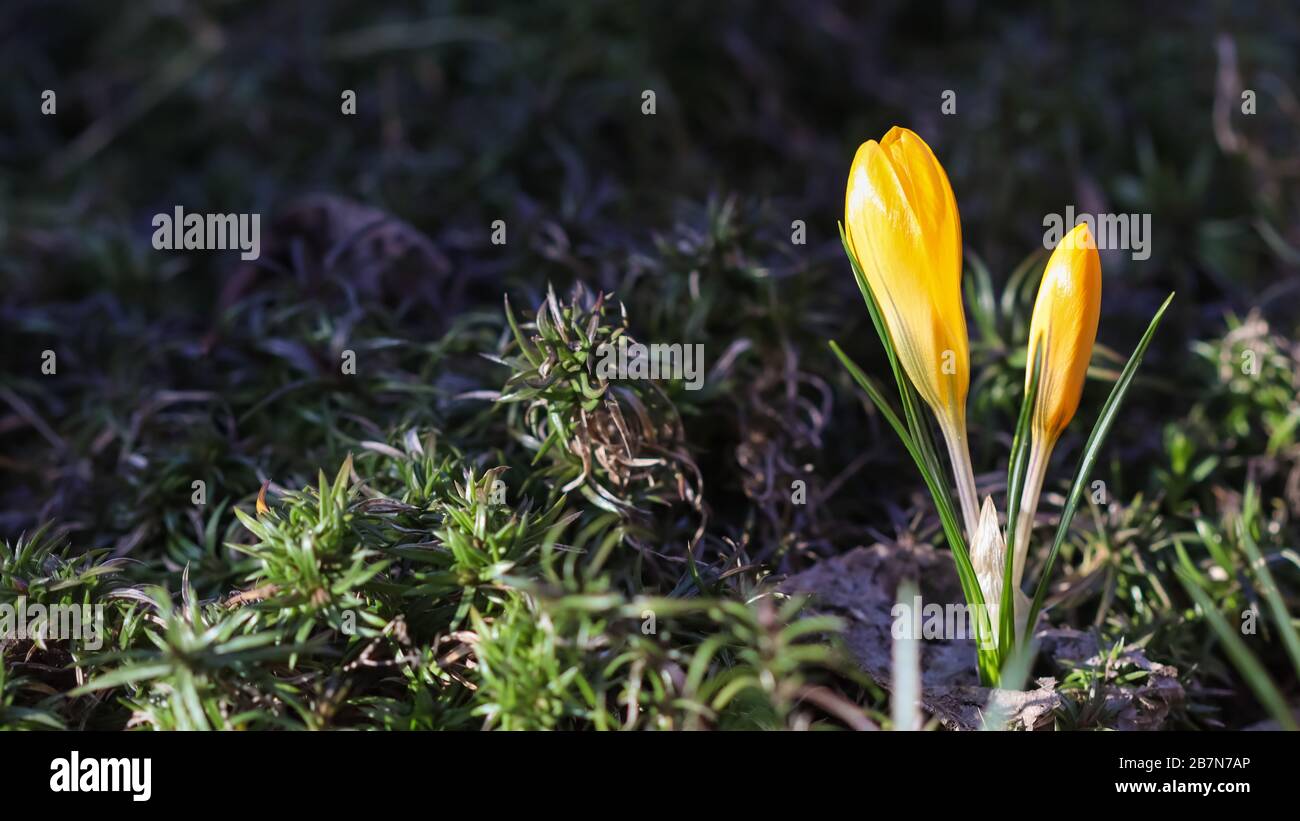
5,2,1298,302
2,0,1298,549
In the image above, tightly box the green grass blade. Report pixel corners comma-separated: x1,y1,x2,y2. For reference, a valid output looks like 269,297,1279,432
1235,506,1300,677
1175,568,1298,730
964,253,1003,347
828,341,914,456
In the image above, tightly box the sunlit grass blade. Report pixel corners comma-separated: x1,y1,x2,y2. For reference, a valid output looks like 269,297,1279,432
1175,567,1298,730
1237,486,1300,676
1025,292,1174,635
892,579,922,730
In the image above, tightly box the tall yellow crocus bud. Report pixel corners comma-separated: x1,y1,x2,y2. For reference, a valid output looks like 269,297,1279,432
845,126,978,535
1012,222,1102,586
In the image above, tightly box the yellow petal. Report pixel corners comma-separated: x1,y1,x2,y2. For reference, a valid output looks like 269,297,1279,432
1026,222,1102,442
845,127,968,417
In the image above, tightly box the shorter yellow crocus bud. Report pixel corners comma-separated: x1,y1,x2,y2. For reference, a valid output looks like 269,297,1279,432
1012,222,1102,587
1025,222,1102,445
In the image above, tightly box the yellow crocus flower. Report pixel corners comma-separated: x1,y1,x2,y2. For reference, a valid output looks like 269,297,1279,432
1012,222,1102,584
1026,222,1102,445
845,126,978,534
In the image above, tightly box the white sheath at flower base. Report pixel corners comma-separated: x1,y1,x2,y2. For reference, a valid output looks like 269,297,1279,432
970,497,1029,651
